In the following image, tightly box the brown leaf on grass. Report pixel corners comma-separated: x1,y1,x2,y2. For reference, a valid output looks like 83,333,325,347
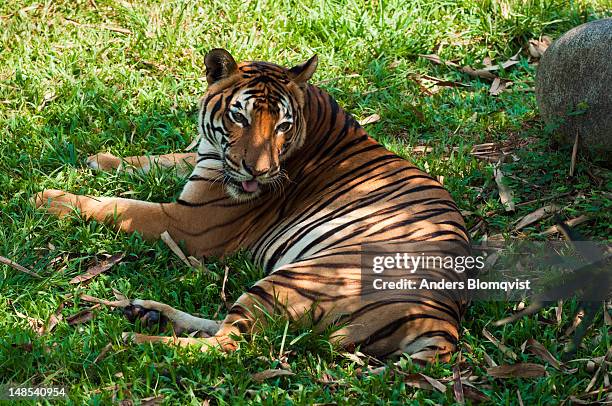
525,338,563,371
463,386,491,403
251,369,294,382
160,231,191,267
489,78,512,96
481,51,521,72
483,351,498,367
459,66,497,80
584,347,612,393
517,389,524,406
493,163,515,212
221,266,230,310
419,74,471,88
66,304,100,326
539,216,592,236
69,253,124,284
140,395,164,406
184,135,201,151
452,364,465,404
420,373,447,393
528,36,552,59
0,255,41,278
358,113,381,126
401,373,439,391
94,342,113,364
185,255,216,278
80,294,130,308
584,363,602,393
113,288,128,301
419,54,460,67
42,303,65,335
341,352,365,366
14,310,44,333
513,204,561,231
487,363,547,378
482,328,518,360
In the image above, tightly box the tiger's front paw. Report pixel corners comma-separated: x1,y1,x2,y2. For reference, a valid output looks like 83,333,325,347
86,152,122,172
33,189,80,217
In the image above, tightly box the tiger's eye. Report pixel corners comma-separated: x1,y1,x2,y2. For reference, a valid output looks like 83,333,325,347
230,111,248,126
276,122,292,133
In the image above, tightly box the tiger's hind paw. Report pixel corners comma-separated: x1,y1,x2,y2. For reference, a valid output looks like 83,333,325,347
123,299,221,337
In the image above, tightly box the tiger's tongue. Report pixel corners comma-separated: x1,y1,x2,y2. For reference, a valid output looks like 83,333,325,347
241,180,259,193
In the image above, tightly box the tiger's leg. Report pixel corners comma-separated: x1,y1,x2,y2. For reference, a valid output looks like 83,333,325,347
87,152,196,176
124,299,222,336
33,189,216,255
122,262,364,353
120,260,460,362
34,190,174,238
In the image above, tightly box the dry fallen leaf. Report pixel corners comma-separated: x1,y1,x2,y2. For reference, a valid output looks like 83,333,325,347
341,352,365,366
513,204,561,231
487,363,547,378
69,254,124,284
483,351,497,367
482,328,518,360
251,369,294,382
525,338,563,371
528,36,552,59
66,305,100,326
94,342,113,364
540,216,591,236
184,135,201,151
80,294,130,308
489,78,512,96
419,54,459,67
463,385,490,403
221,266,230,310
459,66,497,80
419,74,471,88
493,163,515,212
160,231,191,267
113,288,128,301
452,364,465,404
359,113,381,126
140,395,164,406
517,389,524,406
42,303,65,335
402,373,439,391
0,255,41,278
420,373,447,393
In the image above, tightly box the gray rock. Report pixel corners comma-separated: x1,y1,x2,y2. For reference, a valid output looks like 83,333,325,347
536,18,612,159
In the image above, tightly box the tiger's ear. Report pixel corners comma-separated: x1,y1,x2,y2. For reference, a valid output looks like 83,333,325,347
288,54,318,86
205,48,238,85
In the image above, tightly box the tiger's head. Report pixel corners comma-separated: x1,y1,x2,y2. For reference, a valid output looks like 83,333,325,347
198,48,318,201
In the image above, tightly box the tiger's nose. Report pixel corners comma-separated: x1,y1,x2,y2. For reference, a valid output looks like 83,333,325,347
242,160,269,177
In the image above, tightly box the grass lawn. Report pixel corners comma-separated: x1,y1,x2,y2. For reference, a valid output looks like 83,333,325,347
1,0,611,404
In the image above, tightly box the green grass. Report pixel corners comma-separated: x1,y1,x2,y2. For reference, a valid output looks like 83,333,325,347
1,0,611,404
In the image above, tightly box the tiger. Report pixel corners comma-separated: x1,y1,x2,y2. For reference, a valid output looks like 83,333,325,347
34,48,470,362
